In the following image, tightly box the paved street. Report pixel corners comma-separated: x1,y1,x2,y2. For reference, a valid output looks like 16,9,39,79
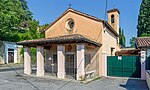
0,69,148,90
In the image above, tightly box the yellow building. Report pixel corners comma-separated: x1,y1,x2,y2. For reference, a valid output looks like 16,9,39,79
18,8,121,80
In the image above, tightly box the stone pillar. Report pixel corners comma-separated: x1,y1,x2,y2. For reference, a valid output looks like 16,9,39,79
24,47,31,75
57,45,65,79
102,52,107,77
76,44,85,80
14,49,17,63
141,51,146,80
36,46,44,76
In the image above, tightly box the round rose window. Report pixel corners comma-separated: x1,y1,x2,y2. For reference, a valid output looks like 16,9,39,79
66,19,75,31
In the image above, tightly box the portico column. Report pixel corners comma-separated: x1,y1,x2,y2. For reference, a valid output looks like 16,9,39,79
24,47,31,75
141,51,146,80
76,44,85,80
14,49,17,63
57,45,65,79
36,46,44,76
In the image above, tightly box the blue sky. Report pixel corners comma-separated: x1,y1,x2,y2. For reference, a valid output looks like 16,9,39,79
26,0,142,46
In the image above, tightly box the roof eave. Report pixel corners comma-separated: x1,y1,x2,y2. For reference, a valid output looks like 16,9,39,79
17,34,101,47
102,21,119,37
138,46,150,48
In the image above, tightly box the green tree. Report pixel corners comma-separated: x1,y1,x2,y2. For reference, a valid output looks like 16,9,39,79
137,0,150,37
119,27,126,47
0,0,47,42
19,0,33,20
141,33,150,37
38,24,49,38
0,0,48,63
122,30,126,47
130,37,136,47
0,0,33,41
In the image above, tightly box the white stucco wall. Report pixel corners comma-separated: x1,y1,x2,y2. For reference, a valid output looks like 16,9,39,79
102,28,118,56
147,49,150,57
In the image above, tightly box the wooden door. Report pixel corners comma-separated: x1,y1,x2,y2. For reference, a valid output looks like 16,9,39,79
8,49,14,63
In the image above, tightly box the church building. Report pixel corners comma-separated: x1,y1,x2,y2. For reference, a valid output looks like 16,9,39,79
18,8,121,80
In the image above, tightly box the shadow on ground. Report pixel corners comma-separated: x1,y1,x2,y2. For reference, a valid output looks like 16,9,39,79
119,78,149,90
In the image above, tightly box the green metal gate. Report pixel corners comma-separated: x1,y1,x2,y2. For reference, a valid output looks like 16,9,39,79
107,56,141,78
146,56,150,70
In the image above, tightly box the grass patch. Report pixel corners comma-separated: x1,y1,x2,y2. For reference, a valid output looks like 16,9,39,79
93,76,101,81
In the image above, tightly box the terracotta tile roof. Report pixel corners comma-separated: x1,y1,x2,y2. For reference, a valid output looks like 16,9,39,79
136,37,150,48
17,34,101,47
115,49,140,56
107,8,120,14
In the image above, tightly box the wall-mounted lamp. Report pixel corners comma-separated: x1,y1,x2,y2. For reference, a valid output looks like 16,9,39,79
103,27,106,33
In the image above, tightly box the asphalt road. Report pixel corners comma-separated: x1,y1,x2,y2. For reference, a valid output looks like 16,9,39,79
0,69,148,90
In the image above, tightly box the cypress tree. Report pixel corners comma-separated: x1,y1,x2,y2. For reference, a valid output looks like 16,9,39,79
122,30,126,47
137,0,150,37
119,27,126,47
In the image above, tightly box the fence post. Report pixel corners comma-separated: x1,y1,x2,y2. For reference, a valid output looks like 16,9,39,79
141,51,146,80
102,52,107,77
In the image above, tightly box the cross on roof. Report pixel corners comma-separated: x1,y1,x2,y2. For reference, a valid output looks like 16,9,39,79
69,3,71,8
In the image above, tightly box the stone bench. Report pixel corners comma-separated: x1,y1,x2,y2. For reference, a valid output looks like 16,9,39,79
85,70,96,79
31,66,37,73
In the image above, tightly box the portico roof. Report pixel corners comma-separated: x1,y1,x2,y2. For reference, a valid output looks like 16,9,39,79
17,34,101,47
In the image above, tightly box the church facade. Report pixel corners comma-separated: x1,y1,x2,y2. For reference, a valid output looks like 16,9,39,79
18,8,121,80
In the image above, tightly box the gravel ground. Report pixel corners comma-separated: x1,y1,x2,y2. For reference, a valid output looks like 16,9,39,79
0,69,148,90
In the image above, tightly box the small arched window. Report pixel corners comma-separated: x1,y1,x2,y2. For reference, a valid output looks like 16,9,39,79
111,14,115,24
